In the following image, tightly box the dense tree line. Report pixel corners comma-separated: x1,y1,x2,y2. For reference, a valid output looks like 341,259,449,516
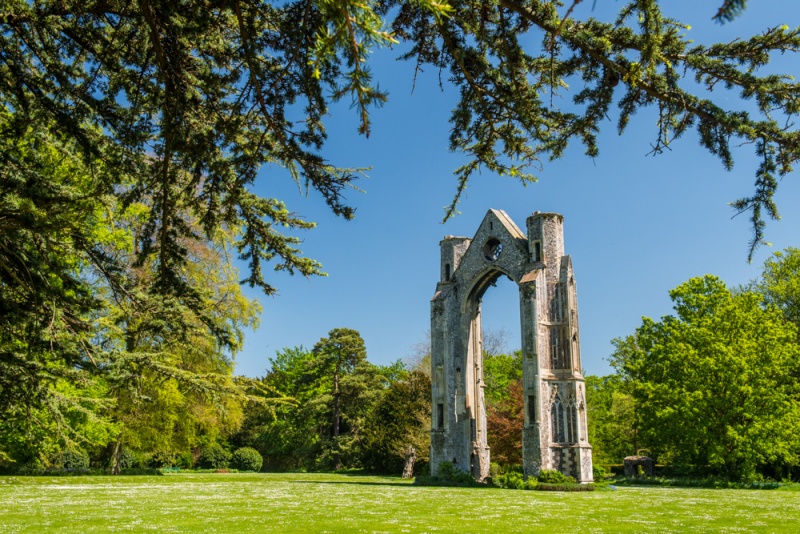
4,250,800,480
0,323,433,474
230,329,431,474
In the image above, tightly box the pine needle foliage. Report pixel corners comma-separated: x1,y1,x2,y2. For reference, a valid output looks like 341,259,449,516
384,0,800,258
3,1,796,276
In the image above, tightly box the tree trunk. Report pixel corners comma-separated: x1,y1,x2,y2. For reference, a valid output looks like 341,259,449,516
111,432,123,475
332,365,341,470
402,445,416,479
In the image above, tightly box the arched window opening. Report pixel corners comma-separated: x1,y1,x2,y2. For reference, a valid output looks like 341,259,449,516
549,283,561,322
551,396,565,443
481,273,523,465
567,403,578,443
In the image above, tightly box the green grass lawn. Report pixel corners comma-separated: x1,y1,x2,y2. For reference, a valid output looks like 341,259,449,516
1,472,798,533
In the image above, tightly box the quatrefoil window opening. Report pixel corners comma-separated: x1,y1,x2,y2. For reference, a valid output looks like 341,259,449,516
483,238,503,262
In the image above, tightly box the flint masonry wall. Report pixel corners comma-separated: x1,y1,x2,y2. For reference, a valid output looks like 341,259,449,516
430,210,593,482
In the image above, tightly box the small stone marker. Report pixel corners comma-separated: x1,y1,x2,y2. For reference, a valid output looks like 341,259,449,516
402,445,416,479
623,456,654,477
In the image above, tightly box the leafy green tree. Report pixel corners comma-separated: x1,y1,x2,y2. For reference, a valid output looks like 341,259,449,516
360,370,431,474
756,247,800,332
234,337,396,471
0,105,273,468
584,374,638,465
0,108,122,466
231,346,317,470
483,351,523,405
97,211,263,472
611,275,800,480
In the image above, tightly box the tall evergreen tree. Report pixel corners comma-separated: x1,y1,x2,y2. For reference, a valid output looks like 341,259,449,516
312,328,368,470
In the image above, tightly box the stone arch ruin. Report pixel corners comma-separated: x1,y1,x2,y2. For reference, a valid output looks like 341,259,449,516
430,210,593,482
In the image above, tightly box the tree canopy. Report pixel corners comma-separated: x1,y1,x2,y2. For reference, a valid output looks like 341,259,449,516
230,334,422,474
755,247,800,332
610,275,800,480
1,2,798,287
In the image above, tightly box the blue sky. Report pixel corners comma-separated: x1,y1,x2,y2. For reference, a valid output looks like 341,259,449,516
233,1,800,378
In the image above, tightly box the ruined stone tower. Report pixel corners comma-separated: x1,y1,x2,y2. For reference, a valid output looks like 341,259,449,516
430,210,593,482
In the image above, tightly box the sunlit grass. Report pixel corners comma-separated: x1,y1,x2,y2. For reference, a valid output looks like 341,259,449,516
1,472,798,532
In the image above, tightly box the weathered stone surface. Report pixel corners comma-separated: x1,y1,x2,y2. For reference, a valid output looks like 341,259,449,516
624,456,654,477
402,445,416,479
430,210,593,482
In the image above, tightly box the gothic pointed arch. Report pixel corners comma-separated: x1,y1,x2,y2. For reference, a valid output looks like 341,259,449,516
430,210,594,482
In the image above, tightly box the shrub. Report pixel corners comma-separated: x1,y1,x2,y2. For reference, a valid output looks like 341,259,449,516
118,448,136,469
197,444,231,469
53,449,90,470
102,447,136,470
231,447,263,472
414,461,481,487
593,465,607,481
436,461,475,484
492,471,526,490
537,469,567,483
147,451,175,468
21,457,45,471
175,451,194,470
489,462,502,478
413,458,429,477
489,463,523,477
